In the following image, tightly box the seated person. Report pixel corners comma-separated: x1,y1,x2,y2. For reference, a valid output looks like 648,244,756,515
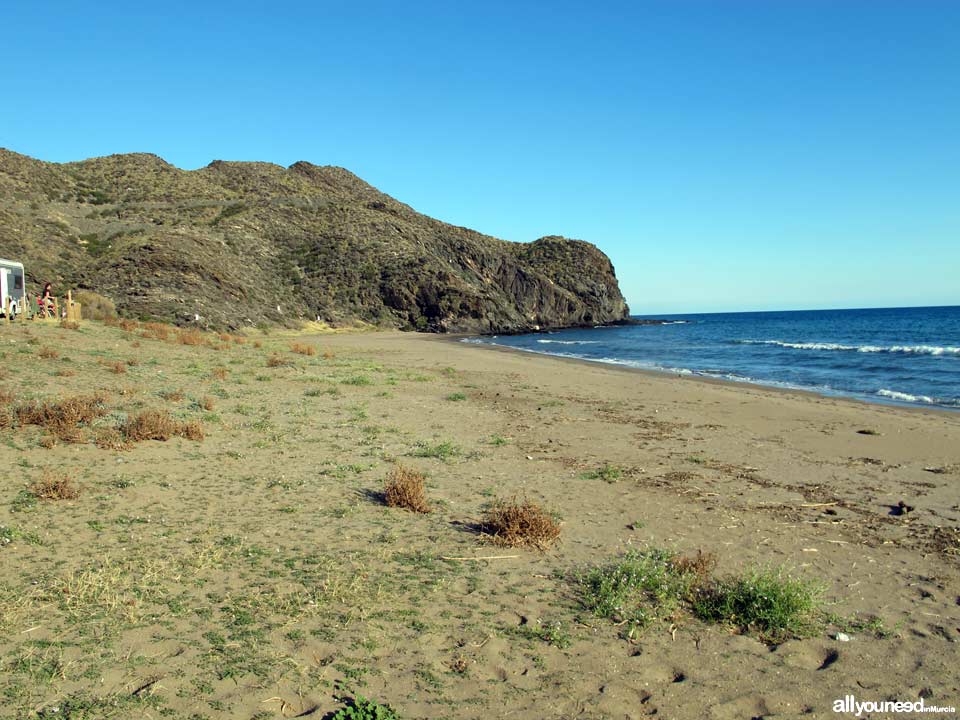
37,283,55,318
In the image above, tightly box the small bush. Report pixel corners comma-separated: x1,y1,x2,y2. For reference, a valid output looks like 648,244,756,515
479,498,561,550
160,389,185,402
177,329,206,346
38,347,59,360
14,393,108,441
201,396,215,411
290,342,316,356
97,359,126,374
94,427,132,451
267,355,292,368
59,320,80,331
30,471,80,500
210,367,228,380
446,392,467,401
120,410,204,443
384,465,431,513
692,567,825,640
74,290,117,321
329,695,399,720
579,549,704,629
140,322,171,341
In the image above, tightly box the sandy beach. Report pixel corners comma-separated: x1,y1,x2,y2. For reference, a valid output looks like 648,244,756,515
1,322,957,719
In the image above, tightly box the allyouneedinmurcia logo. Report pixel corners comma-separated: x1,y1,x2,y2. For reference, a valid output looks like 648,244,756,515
833,695,956,716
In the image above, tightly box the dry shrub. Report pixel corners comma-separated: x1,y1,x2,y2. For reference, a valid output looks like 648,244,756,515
267,354,292,368
670,549,717,583
104,317,121,328
98,359,126,374
480,497,561,550
15,394,108,441
179,420,205,441
141,322,171,341
211,367,228,381
384,464,431,513
160,389,184,402
131,340,141,348
253,340,263,349
177,329,206,346
95,427,131,451
56,369,76,377
30,471,81,500
218,333,232,343
0,407,12,430
232,335,247,345
120,410,178,441
121,410,204,443
322,351,336,360
125,358,139,367
119,319,138,332
201,396,215,411
0,388,14,404
290,342,316,356
59,320,80,331
39,347,59,360
74,290,117,321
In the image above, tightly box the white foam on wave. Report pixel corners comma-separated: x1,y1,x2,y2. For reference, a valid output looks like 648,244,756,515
876,389,936,404
536,339,601,345
739,340,960,356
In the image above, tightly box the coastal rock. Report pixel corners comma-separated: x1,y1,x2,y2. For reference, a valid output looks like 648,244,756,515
0,149,630,332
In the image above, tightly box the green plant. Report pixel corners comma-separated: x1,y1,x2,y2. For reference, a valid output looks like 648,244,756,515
692,567,825,640
445,392,467,401
578,548,701,629
329,695,399,720
411,441,459,460
580,464,623,482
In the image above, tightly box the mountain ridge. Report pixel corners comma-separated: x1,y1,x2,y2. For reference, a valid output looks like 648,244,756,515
0,148,630,332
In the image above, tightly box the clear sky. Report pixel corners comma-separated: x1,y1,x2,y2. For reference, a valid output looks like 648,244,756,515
2,1,957,314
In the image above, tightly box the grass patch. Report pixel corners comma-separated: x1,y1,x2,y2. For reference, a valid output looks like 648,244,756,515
578,548,707,631
411,441,459,460
692,566,825,640
580,464,623,482
479,497,561,550
445,392,467,401
383,464,431,513
579,548,824,641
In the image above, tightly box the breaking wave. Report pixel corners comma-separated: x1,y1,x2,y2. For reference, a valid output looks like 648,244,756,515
737,340,960,356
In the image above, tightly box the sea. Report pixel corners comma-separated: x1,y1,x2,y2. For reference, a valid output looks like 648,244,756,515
463,306,960,410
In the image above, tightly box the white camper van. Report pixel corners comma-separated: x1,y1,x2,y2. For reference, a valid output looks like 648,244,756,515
0,259,27,318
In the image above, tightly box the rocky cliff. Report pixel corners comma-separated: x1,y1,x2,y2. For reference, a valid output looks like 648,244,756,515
0,149,630,332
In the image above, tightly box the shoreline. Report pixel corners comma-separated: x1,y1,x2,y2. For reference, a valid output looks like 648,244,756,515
437,332,960,418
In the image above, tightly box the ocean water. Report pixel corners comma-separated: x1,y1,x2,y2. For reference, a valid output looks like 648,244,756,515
463,306,960,410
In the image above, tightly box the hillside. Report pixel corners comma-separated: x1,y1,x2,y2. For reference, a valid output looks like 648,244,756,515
0,149,630,332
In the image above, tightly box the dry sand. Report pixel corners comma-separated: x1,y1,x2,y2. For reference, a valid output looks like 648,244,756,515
0,323,957,719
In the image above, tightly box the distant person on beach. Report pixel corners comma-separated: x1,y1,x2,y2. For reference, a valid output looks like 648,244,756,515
38,282,55,317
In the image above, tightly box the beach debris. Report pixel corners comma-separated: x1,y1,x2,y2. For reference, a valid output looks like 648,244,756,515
835,632,852,642
892,500,915,516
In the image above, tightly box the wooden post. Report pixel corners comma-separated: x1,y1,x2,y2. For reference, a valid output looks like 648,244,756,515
66,290,73,322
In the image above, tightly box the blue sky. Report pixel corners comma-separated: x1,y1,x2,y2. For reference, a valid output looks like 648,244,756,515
2,0,957,313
